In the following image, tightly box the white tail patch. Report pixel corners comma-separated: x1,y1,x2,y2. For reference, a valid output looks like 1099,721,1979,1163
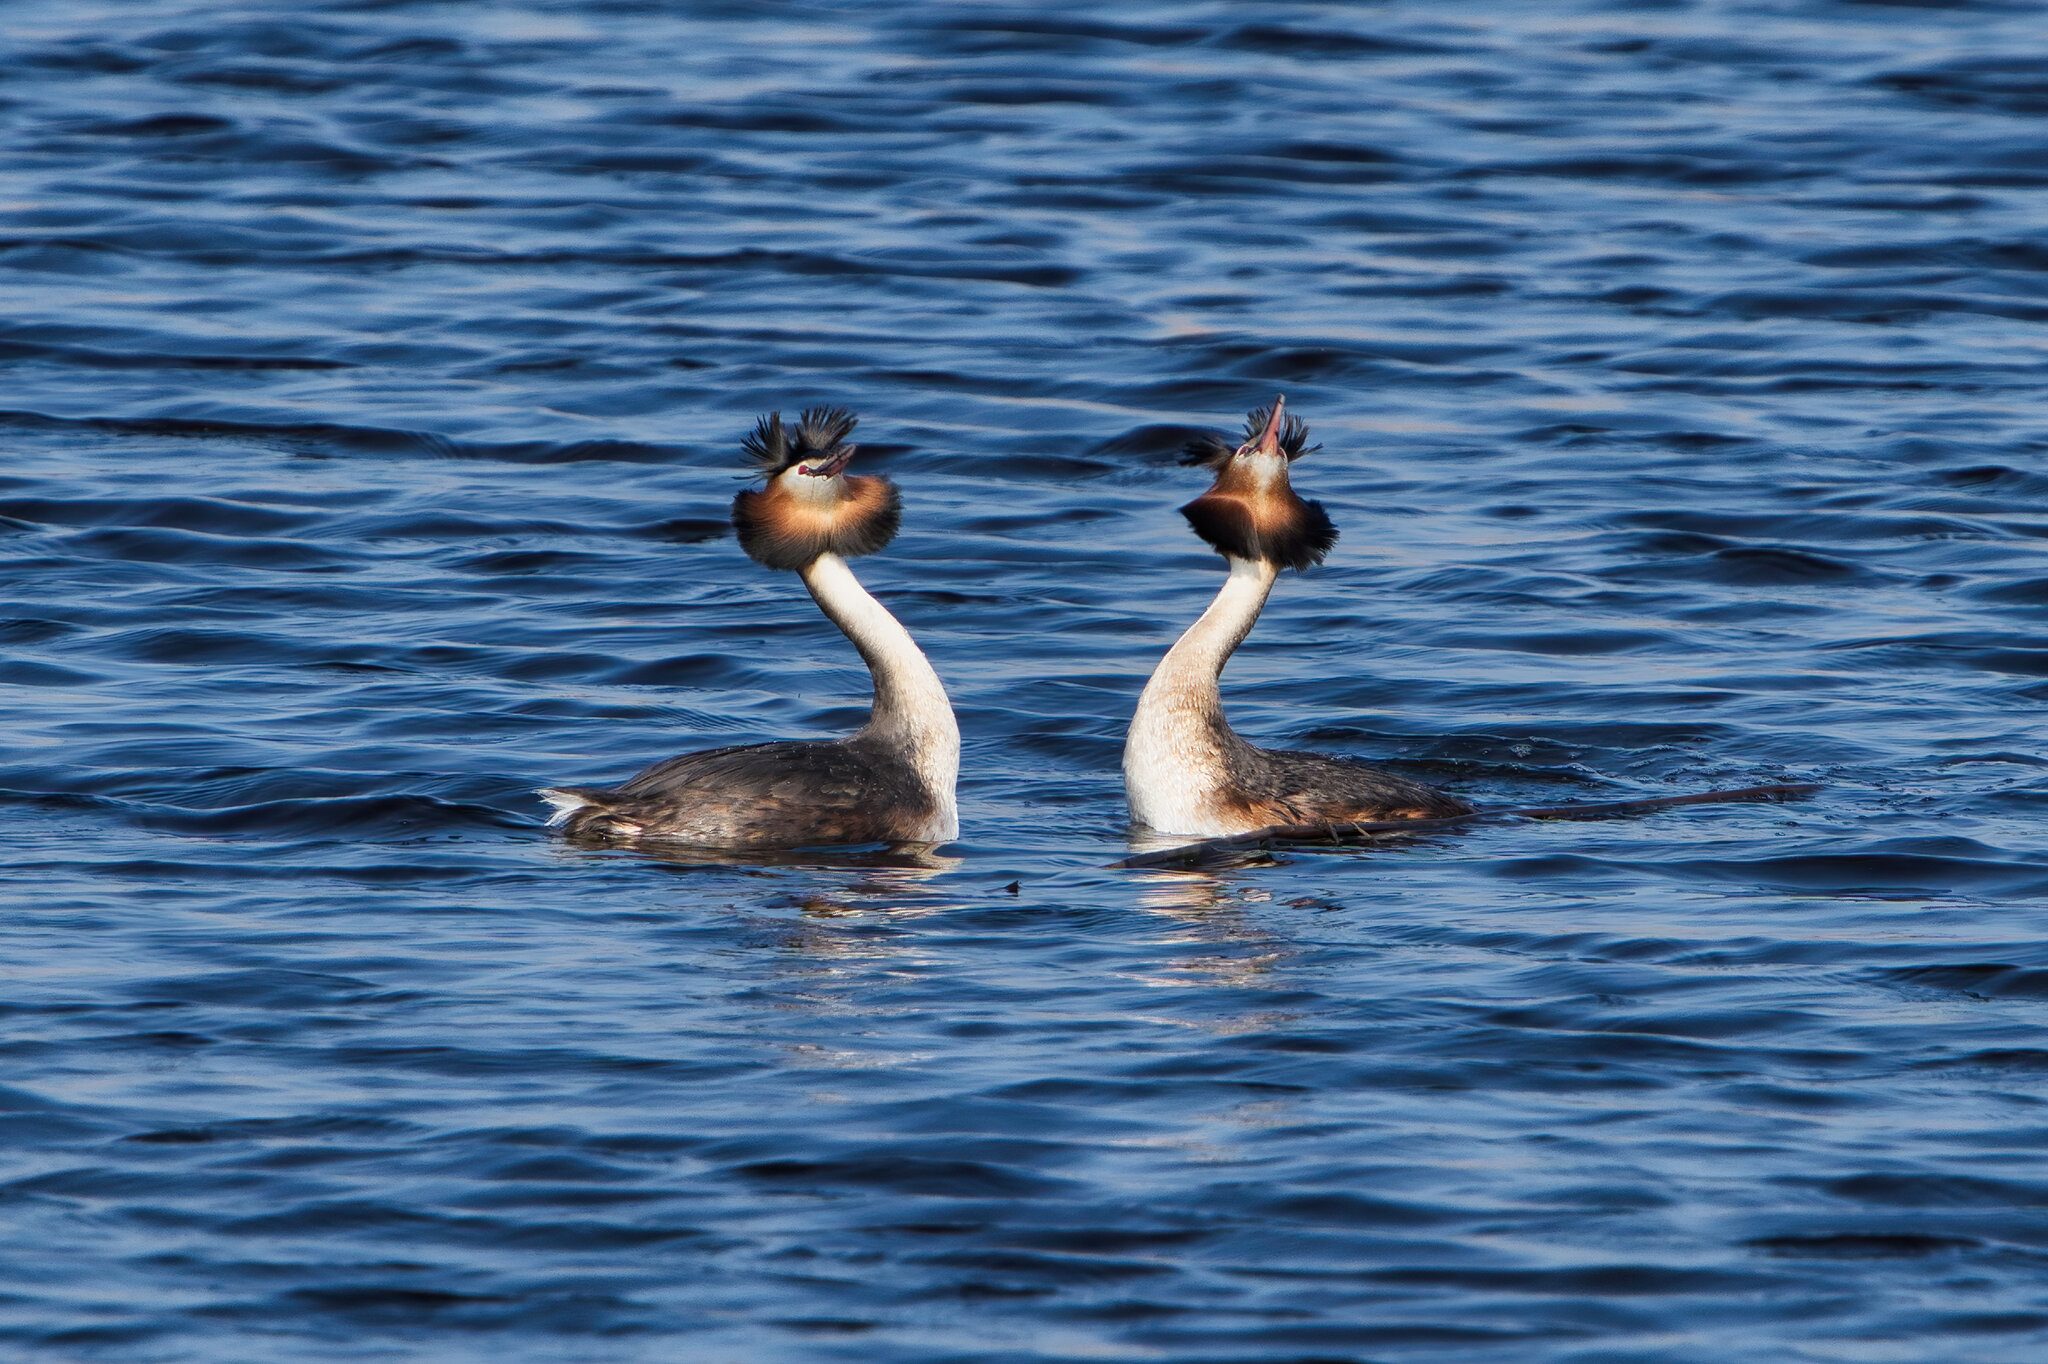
537,788,592,827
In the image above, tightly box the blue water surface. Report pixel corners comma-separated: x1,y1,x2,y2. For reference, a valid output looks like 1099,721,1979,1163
3,1,2047,1360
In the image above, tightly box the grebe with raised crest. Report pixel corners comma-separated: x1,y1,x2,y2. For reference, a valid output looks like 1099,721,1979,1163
541,407,959,849
1124,396,1472,838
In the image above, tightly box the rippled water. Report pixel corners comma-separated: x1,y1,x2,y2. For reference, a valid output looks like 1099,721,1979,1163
4,1,2046,1359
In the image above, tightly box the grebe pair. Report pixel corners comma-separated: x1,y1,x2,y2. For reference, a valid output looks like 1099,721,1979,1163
544,397,1462,847
543,400,1797,853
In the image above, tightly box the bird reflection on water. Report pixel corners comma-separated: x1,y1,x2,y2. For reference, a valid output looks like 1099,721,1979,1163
1128,870,1305,1001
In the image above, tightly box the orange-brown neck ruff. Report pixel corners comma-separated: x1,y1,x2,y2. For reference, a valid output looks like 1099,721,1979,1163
1180,479,1335,572
733,473,901,571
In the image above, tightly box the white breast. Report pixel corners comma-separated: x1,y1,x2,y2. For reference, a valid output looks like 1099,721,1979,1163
1124,685,1234,836
1122,556,1279,838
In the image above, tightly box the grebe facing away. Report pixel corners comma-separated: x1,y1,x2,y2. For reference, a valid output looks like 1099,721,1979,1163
1125,397,1470,838
541,408,958,849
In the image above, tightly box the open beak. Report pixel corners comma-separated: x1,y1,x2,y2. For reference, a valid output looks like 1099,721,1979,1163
1252,395,1286,458
799,445,855,478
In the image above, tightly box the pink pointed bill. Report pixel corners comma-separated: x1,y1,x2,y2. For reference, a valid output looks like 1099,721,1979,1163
1252,395,1287,458
799,447,855,477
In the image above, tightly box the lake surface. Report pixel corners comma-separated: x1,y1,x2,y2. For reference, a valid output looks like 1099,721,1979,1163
3,1,2046,1359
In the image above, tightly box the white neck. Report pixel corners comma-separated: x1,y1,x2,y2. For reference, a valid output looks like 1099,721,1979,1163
1123,556,1278,833
798,552,959,838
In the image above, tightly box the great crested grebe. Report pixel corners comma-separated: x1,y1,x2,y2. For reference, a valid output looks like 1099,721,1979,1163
1124,396,1471,838
541,407,959,849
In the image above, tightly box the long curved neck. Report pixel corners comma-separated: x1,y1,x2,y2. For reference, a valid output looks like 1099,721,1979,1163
1125,556,1278,831
1144,555,1279,715
797,552,959,791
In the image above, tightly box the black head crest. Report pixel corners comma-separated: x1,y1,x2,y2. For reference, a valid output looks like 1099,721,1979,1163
742,406,859,477
1180,431,1235,469
1180,401,1319,468
794,406,857,456
742,411,793,474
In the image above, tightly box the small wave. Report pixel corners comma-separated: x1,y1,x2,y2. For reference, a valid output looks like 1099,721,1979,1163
0,409,680,464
